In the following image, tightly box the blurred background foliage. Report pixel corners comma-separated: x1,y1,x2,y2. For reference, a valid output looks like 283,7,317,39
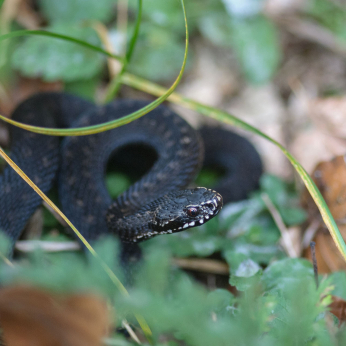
2,0,345,90
1,0,346,344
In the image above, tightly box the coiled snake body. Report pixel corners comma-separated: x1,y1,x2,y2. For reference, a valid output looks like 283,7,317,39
0,93,262,252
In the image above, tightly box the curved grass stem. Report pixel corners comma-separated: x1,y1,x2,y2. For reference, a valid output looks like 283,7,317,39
119,72,346,263
0,145,153,343
103,0,143,103
0,1,186,137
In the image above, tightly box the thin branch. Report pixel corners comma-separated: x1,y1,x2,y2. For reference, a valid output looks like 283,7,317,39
261,193,299,258
15,240,81,252
122,320,141,344
173,258,229,275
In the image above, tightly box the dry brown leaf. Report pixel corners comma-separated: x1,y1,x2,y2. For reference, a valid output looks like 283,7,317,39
329,295,346,324
303,155,346,272
304,155,346,221
0,286,111,346
305,230,346,273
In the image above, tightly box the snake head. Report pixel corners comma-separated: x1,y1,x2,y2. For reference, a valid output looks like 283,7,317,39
152,187,223,235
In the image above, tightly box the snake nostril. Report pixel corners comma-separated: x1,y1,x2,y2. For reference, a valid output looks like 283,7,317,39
207,203,215,210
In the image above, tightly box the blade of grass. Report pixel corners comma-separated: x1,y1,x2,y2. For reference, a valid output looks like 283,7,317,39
119,72,346,263
103,0,143,102
0,145,153,344
0,30,124,61
0,0,187,136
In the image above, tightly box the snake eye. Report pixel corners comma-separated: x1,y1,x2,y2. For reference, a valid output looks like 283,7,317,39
187,207,199,217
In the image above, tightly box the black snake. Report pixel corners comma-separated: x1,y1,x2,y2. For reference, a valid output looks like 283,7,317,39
0,93,262,253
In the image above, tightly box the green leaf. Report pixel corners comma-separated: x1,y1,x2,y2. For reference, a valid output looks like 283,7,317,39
261,258,314,292
64,77,99,100
329,271,346,299
225,251,262,291
106,172,132,199
279,207,307,226
260,174,287,205
128,0,184,34
11,25,104,82
129,24,189,82
207,289,235,314
39,0,115,24
307,0,346,41
198,11,233,46
231,16,281,84
0,232,11,258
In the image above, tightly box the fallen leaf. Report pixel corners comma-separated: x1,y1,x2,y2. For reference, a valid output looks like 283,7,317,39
0,286,111,346
303,155,346,272
304,155,346,221
329,295,346,324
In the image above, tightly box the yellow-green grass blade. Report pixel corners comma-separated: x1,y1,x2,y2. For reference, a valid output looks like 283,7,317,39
120,72,346,262
0,0,188,138
0,145,154,343
103,0,143,102
0,30,123,61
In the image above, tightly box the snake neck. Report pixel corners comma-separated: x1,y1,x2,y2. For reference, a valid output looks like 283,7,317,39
107,210,155,243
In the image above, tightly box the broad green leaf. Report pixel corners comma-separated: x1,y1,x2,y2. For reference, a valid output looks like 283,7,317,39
128,0,184,33
198,12,233,47
279,207,307,226
39,0,115,24
329,271,346,299
225,251,262,291
207,289,235,314
260,174,287,205
12,25,104,82
129,24,188,82
261,258,313,292
64,77,99,100
231,16,281,84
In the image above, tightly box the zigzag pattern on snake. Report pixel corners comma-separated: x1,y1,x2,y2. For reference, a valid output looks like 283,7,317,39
0,93,262,253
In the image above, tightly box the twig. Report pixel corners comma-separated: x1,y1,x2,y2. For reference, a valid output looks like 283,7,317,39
122,320,141,344
0,251,14,267
93,22,121,79
43,201,68,227
261,193,299,258
310,241,319,288
117,0,128,54
15,240,81,252
0,82,11,113
302,219,321,249
172,258,229,275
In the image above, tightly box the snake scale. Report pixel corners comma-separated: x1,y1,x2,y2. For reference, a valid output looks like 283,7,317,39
0,93,262,256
